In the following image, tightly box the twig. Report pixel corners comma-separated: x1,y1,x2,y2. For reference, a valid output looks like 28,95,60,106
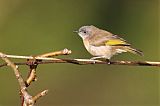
0,49,159,106
24,48,72,86
0,53,26,89
37,48,72,57
0,58,160,67
25,65,37,87
0,52,48,106
0,48,72,61
0,52,32,105
32,90,49,103
0,48,159,67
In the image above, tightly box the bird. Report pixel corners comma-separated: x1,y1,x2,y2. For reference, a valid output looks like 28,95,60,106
74,25,143,61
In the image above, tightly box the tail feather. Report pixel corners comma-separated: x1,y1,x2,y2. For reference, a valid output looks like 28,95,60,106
125,47,143,56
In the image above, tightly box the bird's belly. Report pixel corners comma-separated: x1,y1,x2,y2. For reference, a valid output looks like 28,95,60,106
86,45,114,59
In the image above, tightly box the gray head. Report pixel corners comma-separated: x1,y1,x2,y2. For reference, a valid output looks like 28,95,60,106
74,25,98,39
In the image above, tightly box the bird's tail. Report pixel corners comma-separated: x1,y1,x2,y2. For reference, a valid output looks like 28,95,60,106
125,46,143,56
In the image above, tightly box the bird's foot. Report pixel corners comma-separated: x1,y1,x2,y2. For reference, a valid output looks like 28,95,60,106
90,57,111,64
90,57,102,64
106,59,111,65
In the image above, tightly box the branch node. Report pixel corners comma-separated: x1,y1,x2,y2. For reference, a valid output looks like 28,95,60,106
63,48,72,54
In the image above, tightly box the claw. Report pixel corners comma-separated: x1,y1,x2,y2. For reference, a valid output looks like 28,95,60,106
90,57,111,64
106,59,111,64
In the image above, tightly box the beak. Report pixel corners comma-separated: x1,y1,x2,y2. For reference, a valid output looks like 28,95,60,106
73,30,79,33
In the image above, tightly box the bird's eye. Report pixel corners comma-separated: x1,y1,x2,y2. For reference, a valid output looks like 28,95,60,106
83,30,87,34
79,29,88,35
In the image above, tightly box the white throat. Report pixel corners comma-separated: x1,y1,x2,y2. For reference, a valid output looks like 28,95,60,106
78,33,88,40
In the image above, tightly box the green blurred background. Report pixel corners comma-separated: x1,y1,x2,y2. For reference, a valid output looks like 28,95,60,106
0,0,159,106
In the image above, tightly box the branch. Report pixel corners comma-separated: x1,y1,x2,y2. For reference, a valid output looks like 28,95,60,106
25,65,37,87
32,90,48,103
24,48,72,86
0,57,160,67
0,52,48,106
0,49,159,106
0,48,72,60
37,48,72,57
0,53,26,89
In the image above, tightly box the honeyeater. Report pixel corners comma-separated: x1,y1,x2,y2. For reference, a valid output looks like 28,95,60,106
74,25,143,60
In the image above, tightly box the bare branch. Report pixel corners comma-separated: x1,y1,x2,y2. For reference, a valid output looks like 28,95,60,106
37,48,72,57
0,49,159,106
0,52,32,106
38,59,160,67
0,58,160,67
0,52,48,106
0,48,72,61
0,52,26,88
33,90,49,103
25,66,37,87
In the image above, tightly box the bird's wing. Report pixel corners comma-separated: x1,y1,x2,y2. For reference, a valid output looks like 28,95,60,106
89,34,131,46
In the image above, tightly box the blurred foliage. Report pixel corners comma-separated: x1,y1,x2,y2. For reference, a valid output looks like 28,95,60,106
0,0,159,106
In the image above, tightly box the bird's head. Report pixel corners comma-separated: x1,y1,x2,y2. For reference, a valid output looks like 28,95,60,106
74,25,97,39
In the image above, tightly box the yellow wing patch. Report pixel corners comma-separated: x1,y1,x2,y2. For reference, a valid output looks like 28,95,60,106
105,39,129,46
